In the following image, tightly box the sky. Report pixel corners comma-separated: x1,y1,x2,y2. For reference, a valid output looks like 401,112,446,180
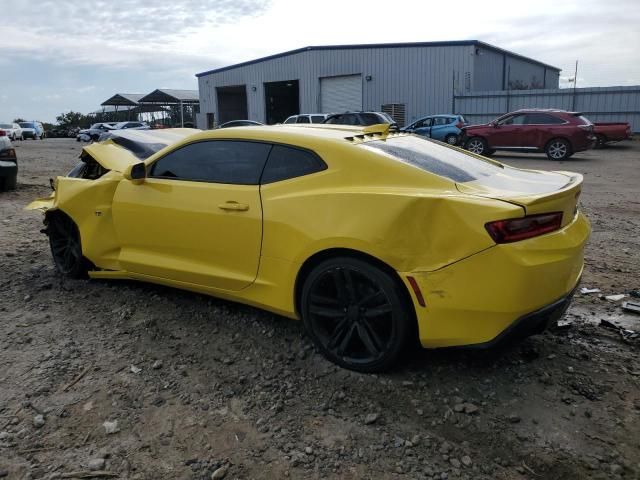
2,0,639,123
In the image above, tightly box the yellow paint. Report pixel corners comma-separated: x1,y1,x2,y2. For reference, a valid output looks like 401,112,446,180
27,126,590,347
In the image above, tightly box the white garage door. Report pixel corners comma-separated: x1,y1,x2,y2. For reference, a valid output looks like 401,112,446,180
320,75,362,113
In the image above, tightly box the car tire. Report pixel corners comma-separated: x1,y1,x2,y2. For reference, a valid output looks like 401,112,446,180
46,212,88,279
465,137,488,155
300,256,414,373
545,138,572,160
595,134,607,149
444,133,459,145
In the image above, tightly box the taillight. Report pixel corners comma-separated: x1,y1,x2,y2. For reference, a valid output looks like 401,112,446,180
485,212,563,244
0,148,16,159
0,130,6,137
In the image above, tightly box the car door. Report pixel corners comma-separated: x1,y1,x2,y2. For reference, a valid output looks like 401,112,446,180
430,117,451,140
411,117,432,137
111,140,271,291
490,113,527,147
521,113,566,148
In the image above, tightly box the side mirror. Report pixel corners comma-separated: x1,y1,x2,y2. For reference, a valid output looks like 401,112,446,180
123,162,146,183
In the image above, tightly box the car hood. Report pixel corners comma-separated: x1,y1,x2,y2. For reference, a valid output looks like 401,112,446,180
84,128,199,171
462,123,491,132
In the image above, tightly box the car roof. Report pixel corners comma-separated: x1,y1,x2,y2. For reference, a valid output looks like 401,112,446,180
184,124,397,146
510,109,578,115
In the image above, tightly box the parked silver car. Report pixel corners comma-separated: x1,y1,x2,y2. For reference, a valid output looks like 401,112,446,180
0,122,23,141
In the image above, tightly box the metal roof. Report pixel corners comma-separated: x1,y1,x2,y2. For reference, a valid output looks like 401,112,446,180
196,40,561,78
139,89,199,104
101,93,145,107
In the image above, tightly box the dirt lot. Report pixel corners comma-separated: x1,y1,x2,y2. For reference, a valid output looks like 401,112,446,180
1,138,639,480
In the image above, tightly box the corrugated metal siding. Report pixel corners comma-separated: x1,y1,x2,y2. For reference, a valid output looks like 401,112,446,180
474,48,504,91
198,44,559,126
454,86,640,131
198,45,476,125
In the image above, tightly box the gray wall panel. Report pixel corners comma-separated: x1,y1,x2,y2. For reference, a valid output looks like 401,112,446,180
198,44,558,126
455,86,640,131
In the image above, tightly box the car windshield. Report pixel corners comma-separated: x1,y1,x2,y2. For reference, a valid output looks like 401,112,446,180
360,135,503,183
0,123,12,129
20,122,35,128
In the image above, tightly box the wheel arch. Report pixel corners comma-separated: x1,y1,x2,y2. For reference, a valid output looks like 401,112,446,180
293,247,418,333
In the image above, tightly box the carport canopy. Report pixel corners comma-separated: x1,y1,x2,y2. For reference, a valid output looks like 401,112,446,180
138,89,200,127
101,93,145,107
138,89,199,105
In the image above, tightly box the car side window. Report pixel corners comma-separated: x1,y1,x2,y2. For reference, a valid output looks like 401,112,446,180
499,114,526,125
433,117,449,126
359,113,381,125
150,140,272,185
524,113,565,125
297,116,311,124
311,115,325,123
261,145,327,184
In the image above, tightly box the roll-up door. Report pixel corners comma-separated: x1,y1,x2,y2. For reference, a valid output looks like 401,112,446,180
320,75,362,113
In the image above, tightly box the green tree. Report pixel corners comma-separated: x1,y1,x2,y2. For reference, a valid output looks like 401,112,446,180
56,111,90,128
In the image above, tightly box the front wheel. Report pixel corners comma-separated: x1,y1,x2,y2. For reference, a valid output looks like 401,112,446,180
546,138,571,160
47,213,88,279
465,137,488,155
301,257,414,373
444,133,459,145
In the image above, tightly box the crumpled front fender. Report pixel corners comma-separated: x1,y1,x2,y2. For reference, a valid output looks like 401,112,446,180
26,194,56,212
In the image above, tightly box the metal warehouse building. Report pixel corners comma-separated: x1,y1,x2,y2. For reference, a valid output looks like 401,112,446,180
195,40,560,128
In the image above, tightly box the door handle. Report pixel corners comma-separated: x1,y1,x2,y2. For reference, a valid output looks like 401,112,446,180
218,201,249,212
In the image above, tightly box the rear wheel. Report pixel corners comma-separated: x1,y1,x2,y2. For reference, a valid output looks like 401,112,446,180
47,213,88,279
444,133,459,145
465,137,488,155
545,138,571,160
301,257,414,373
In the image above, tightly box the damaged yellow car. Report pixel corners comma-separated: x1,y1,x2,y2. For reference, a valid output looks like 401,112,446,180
29,125,589,372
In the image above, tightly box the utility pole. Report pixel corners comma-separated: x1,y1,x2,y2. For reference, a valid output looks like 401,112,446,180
572,60,579,111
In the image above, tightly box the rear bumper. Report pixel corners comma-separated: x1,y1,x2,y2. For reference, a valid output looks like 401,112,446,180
467,285,576,349
403,211,589,348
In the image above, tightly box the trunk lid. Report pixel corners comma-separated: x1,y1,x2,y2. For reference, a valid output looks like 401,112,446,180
456,166,582,227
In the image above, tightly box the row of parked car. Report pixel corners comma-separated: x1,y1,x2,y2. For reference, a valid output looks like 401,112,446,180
0,121,46,140
276,109,632,161
76,121,150,141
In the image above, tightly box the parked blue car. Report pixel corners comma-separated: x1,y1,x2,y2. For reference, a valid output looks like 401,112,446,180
402,114,466,145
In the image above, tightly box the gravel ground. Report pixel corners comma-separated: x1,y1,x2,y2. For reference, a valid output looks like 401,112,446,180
1,138,639,480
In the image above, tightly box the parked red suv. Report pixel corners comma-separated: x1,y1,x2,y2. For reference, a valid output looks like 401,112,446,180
461,109,595,160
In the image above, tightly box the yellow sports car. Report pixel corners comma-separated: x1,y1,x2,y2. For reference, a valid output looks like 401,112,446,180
29,125,589,372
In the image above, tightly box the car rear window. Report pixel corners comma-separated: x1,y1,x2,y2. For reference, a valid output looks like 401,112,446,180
575,114,592,125
361,135,503,183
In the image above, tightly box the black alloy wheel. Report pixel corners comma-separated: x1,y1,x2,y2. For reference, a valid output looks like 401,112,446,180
47,213,88,278
301,257,413,372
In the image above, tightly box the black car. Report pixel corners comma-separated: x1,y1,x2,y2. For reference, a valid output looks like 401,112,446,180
0,134,17,192
323,111,398,130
